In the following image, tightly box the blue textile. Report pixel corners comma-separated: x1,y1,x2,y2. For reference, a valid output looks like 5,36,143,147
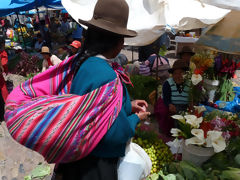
70,56,140,158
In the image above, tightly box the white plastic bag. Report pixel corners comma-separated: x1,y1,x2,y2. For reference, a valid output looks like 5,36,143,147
118,142,152,180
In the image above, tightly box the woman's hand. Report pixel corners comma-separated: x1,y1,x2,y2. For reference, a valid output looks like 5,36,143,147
131,100,148,113
136,111,151,121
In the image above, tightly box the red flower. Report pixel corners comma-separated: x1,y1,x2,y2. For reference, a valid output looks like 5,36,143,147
200,122,213,138
194,68,205,75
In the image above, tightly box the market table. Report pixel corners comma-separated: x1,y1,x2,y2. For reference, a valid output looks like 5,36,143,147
174,36,199,56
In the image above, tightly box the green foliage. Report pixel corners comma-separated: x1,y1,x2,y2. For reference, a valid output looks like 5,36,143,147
159,45,168,57
177,121,192,139
25,73,37,80
163,161,206,180
220,168,240,180
133,129,174,174
216,75,235,102
127,75,158,102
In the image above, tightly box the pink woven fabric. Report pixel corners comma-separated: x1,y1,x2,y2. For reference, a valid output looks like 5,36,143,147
5,56,123,163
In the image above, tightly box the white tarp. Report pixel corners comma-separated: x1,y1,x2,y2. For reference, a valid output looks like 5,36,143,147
200,0,240,11
62,0,229,46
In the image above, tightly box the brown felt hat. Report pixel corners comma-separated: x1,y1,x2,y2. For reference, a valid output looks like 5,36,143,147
77,0,137,37
41,46,51,54
178,46,195,56
168,60,189,73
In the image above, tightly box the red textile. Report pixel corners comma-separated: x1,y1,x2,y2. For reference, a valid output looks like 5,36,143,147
47,58,53,66
154,98,174,136
0,50,8,101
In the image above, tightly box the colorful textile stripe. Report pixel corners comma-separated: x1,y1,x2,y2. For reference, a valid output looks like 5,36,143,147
4,56,123,163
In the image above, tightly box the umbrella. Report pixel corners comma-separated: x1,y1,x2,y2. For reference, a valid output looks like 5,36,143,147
62,0,229,46
195,11,240,55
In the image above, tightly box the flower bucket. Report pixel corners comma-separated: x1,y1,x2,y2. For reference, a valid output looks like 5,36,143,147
182,142,215,166
203,78,220,102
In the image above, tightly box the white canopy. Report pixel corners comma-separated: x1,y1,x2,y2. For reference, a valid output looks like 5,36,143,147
62,0,229,46
200,0,240,11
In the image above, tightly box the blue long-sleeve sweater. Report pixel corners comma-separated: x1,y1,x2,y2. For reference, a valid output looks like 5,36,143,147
70,56,140,158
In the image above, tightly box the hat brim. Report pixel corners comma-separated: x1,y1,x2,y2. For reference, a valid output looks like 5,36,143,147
179,51,195,56
40,52,51,54
78,18,137,37
168,67,189,74
70,44,79,49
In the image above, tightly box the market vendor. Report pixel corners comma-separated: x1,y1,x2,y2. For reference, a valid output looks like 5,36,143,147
68,40,81,58
0,37,9,121
41,46,62,72
178,46,195,65
154,60,189,135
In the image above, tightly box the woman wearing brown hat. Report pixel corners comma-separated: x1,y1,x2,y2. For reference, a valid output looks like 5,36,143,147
54,0,150,179
41,46,62,72
178,46,195,65
154,60,190,135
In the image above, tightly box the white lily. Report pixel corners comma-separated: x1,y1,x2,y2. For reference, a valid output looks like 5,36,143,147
168,138,182,148
207,131,222,141
191,74,203,85
191,129,204,140
171,115,185,124
184,115,202,128
194,106,206,114
170,128,182,137
207,131,226,152
211,136,226,153
185,137,205,146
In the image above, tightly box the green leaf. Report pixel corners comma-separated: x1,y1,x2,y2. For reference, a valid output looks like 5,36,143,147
24,175,31,180
234,154,240,165
30,164,51,179
159,170,177,180
220,168,240,180
147,173,160,180
180,161,206,180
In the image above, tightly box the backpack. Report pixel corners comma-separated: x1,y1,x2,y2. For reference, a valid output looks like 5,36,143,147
4,55,123,163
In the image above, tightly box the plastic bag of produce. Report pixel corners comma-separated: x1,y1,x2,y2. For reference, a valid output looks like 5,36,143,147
118,142,152,180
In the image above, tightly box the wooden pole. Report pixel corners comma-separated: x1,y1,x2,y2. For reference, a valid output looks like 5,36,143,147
16,13,26,49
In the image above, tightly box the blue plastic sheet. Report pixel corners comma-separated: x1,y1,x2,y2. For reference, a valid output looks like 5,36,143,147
205,87,240,113
0,0,63,17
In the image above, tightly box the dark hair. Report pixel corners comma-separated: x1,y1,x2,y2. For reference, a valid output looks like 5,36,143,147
74,27,123,74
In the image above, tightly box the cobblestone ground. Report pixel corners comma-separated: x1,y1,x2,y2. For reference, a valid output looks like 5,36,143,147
0,122,54,179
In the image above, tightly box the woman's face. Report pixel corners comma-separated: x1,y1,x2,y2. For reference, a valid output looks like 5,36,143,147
71,47,78,54
113,38,124,57
181,53,192,63
172,69,185,84
42,54,50,59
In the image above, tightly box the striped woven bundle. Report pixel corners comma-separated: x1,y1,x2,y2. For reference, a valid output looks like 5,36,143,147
4,56,123,163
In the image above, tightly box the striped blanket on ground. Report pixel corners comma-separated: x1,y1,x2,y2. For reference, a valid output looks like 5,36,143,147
4,56,123,163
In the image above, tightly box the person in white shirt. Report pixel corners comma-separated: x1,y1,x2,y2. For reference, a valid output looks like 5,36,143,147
41,46,62,72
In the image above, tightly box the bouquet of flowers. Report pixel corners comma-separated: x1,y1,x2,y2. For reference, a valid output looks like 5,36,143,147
190,50,215,78
170,106,240,153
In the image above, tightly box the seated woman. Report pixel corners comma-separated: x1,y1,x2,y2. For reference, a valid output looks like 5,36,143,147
154,60,189,135
41,46,62,72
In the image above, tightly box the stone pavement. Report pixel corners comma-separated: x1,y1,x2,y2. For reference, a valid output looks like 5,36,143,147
0,122,54,179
